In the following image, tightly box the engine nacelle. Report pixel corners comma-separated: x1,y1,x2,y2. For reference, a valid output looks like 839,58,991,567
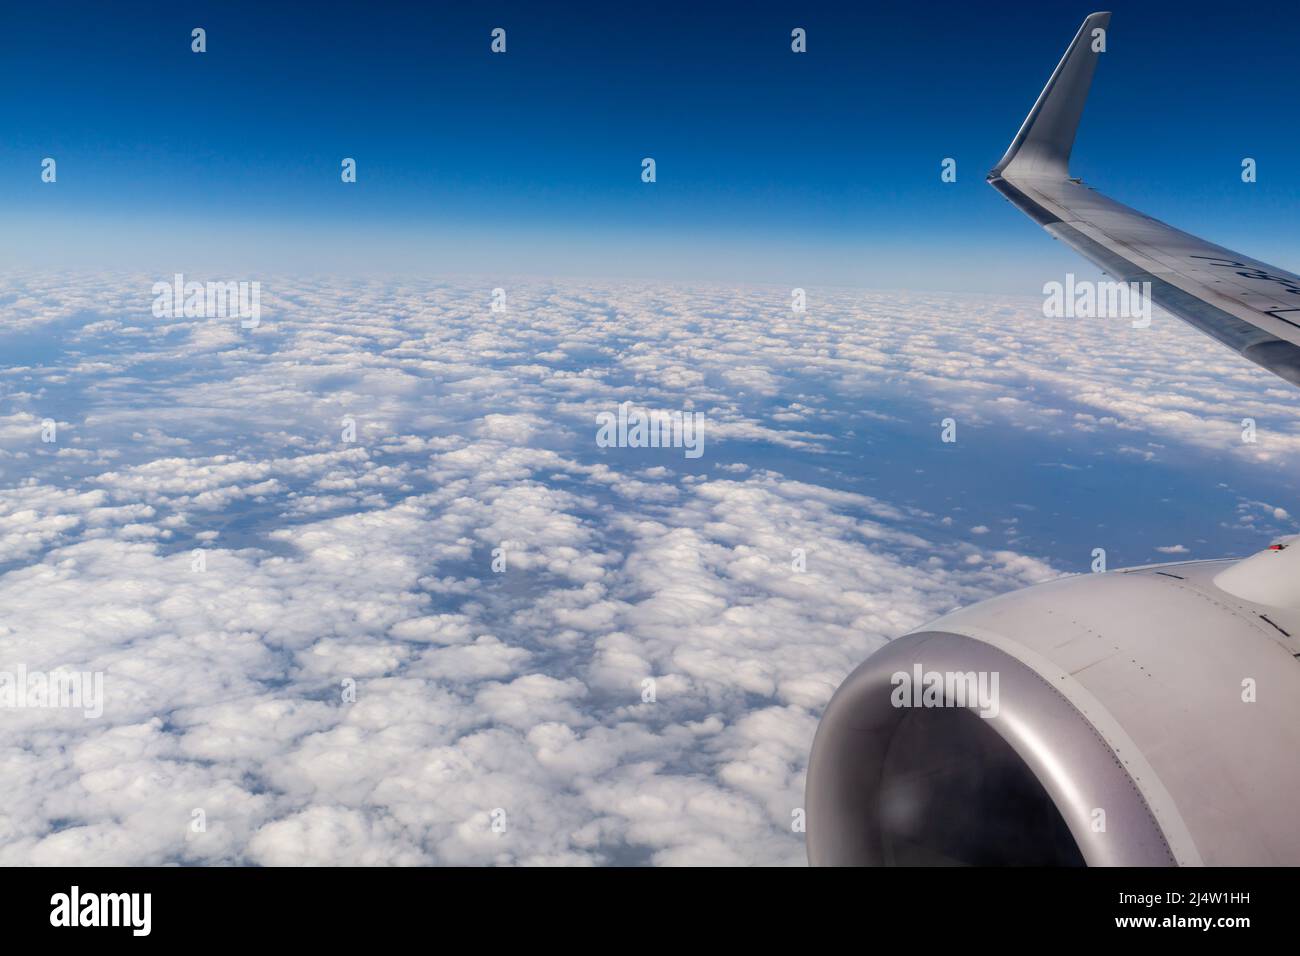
806,544,1300,865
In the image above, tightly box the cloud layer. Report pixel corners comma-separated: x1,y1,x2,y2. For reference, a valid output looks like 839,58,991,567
0,272,1294,864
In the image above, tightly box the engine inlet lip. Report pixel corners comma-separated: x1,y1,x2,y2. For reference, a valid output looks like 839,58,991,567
805,630,1180,867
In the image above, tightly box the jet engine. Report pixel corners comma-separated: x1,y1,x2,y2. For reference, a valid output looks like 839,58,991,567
805,541,1300,866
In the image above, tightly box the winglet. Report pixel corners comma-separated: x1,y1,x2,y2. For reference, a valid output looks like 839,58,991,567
990,12,1111,180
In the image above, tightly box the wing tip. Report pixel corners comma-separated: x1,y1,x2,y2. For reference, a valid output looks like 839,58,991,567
990,11,1113,181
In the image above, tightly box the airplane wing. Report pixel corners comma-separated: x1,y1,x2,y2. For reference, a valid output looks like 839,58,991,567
988,11,1300,387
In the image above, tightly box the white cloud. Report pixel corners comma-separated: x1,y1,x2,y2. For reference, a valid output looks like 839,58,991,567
1,271,1288,866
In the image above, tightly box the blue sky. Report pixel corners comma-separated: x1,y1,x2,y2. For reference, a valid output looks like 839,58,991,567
2,0,1298,290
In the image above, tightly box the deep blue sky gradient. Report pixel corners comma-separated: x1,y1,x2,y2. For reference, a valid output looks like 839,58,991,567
2,0,1298,289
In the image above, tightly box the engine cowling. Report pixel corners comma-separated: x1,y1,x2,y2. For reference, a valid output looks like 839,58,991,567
805,544,1300,866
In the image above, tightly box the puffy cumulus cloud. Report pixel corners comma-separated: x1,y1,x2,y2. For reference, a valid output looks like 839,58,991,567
0,271,1291,866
